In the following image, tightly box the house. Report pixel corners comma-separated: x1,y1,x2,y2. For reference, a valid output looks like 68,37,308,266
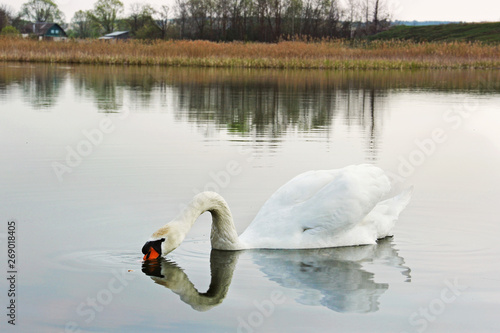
98,31,130,41
22,22,67,41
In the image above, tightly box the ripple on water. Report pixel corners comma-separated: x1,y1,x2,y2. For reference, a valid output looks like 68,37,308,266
397,197,499,275
49,249,143,272
50,238,214,273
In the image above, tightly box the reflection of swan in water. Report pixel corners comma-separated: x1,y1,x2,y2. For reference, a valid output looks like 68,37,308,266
142,237,410,313
253,237,410,313
142,250,239,311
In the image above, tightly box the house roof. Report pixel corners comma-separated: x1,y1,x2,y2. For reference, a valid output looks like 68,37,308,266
102,31,129,37
22,22,67,37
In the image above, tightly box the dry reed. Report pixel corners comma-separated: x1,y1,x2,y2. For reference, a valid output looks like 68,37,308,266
0,38,499,69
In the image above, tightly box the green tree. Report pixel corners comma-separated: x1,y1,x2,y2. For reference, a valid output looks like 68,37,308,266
0,25,20,36
135,22,160,39
20,0,65,23
70,10,96,38
0,4,13,31
91,0,124,34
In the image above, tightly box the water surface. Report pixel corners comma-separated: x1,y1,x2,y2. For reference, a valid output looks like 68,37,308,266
1,64,500,332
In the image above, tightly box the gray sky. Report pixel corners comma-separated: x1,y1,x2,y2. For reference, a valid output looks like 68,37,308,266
1,0,499,23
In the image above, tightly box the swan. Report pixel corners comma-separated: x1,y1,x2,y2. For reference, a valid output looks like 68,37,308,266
142,164,412,260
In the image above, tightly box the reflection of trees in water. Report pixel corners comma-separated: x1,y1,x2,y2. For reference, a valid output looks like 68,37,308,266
172,73,386,159
0,64,65,109
72,66,156,113
0,65,385,156
1,65,498,152
24,67,63,109
350,87,385,161
174,80,337,136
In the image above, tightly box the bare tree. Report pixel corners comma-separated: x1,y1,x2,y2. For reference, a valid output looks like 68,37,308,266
324,0,341,38
372,0,379,32
215,0,231,40
284,0,302,37
175,0,189,38
154,5,171,39
171,0,391,41
274,0,286,40
227,0,252,40
371,0,390,33
361,0,370,23
189,0,210,39
343,0,362,38
128,3,156,35
254,0,270,41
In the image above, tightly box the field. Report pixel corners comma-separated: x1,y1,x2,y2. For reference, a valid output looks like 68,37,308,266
1,37,499,69
370,22,500,43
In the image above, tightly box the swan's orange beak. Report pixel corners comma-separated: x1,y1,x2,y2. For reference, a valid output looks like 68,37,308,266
143,247,160,260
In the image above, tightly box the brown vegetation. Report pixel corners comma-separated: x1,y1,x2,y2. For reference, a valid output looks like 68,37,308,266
0,38,499,69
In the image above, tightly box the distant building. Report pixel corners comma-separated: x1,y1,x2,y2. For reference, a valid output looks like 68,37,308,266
98,31,130,41
22,22,67,41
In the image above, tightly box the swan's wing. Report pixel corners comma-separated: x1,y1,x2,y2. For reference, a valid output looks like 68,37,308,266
253,168,345,215
293,165,391,235
240,165,391,248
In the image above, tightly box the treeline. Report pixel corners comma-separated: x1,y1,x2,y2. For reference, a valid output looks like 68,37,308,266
0,0,392,42
174,0,391,42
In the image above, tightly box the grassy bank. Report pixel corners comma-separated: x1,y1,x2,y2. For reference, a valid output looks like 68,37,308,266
370,22,500,43
1,38,499,69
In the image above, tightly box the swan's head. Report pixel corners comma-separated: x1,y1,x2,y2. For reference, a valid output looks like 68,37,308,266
142,224,184,260
142,238,165,260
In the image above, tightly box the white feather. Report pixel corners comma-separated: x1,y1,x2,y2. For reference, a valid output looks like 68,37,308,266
146,164,412,255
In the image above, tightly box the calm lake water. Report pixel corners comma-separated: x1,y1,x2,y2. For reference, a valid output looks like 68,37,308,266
1,64,500,332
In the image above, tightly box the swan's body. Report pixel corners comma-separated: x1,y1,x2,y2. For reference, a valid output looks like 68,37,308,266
142,165,412,259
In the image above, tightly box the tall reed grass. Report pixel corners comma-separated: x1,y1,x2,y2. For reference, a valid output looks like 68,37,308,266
0,38,498,69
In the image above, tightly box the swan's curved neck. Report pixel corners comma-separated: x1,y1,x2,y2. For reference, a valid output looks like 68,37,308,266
175,192,242,250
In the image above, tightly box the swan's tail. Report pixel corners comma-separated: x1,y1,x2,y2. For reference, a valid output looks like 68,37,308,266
366,186,413,239
388,186,413,215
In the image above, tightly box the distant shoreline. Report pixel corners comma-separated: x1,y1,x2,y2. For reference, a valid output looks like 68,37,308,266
1,38,499,70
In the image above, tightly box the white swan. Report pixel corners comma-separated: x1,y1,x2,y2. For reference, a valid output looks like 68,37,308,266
142,164,412,260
